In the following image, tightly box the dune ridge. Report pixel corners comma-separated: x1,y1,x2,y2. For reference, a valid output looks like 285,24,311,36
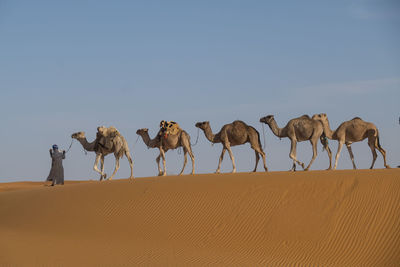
1,169,399,266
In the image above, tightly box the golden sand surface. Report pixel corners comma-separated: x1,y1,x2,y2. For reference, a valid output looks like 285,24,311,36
1,169,399,266
0,180,89,193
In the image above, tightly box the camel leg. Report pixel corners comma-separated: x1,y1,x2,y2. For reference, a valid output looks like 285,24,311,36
93,154,106,181
291,162,296,171
100,156,105,180
216,148,226,174
181,135,195,175
320,137,332,170
289,140,304,171
249,134,267,172
368,138,378,169
188,148,195,175
326,147,332,170
160,147,167,176
253,150,260,172
260,151,268,172
156,155,163,176
334,141,344,170
249,135,259,172
125,151,134,179
375,138,390,169
346,143,357,170
225,144,237,173
108,157,120,180
185,145,195,175
179,148,188,175
252,146,268,172
305,139,318,171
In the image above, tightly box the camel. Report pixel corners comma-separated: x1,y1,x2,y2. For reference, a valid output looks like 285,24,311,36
259,115,332,171
71,126,134,180
312,113,390,170
195,120,267,173
136,128,195,176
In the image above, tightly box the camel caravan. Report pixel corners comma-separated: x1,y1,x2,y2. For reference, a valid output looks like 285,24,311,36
69,114,391,181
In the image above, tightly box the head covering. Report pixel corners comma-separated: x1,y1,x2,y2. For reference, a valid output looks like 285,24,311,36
52,144,58,150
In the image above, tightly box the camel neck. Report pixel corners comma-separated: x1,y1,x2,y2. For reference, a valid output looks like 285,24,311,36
77,137,96,151
202,125,218,143
321,119,335,139
267,119,285,138
139,132,159,148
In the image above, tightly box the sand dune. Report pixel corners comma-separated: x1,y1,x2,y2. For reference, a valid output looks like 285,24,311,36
0,180,88,193
1,169,399,266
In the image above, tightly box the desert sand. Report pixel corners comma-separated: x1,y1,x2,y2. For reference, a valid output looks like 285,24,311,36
1,169,399,266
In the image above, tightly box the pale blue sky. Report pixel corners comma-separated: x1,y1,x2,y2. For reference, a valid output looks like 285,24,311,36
1,0,399,182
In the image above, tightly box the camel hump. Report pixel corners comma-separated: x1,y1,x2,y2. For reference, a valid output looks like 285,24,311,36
231,120,252,134
95,126,121,151
232,120,248,127
352,117,362,121
300,114,311,119
97,125,120,137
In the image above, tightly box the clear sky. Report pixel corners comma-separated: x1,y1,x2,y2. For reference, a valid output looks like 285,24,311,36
1,0,399,182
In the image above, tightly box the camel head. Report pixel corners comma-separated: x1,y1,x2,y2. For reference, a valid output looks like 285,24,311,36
71,131,86,139
259,115,274,124
136,128,149,136
195,121,210,130
312,113,328,122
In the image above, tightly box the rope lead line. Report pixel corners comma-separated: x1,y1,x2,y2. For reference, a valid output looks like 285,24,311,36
65,138,74,153
191,128,200,147
131,135,140,153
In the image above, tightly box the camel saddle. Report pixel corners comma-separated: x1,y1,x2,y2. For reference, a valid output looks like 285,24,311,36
159,120,181,139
